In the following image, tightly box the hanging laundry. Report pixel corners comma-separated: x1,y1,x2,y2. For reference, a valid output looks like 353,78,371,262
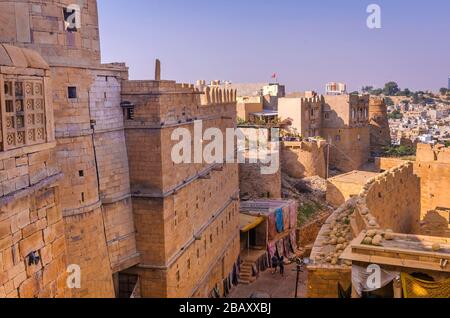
290,203,298,229
275,208,284,233
282,206,290,231
276,239,284,257
268,213,278,240
283,236,293,257
267,242,276,260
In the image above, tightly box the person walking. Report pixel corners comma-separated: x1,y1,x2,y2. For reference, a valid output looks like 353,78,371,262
279,256,285,277
271,255,279,274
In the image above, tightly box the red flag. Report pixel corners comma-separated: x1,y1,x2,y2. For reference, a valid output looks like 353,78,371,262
271,73,277,79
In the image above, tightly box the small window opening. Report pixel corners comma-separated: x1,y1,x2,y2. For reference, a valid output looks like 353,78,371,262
126,108,134,120
68,87,77,99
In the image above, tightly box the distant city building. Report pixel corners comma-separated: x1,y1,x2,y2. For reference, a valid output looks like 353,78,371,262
236,96,263,121
278,93,371,172
418,134,434,144
325,82,347,95
200,81,286,112
448,76,450,89
262,83,286,98
205,80,268,97
262,83,286,111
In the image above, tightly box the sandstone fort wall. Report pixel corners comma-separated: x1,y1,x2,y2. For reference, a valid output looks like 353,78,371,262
281,141,326,179
308,161,420,297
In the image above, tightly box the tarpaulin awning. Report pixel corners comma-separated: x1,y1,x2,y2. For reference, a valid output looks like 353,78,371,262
401,273,450,298
240,214,264,233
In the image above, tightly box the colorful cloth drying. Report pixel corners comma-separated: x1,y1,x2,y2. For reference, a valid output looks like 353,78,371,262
268,213,278,241
275,208,284,233
289,203,298,229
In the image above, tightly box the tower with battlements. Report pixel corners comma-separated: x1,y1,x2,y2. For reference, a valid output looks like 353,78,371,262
369,97,391,154
120,79,241,297
0,0,240,298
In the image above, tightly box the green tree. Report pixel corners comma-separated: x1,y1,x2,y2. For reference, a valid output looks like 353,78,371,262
362,86,373,93
388,110,403,120
383,145,415,157
440,88,448,96
383,82,400,96
385,97,395,106
371,88,383,96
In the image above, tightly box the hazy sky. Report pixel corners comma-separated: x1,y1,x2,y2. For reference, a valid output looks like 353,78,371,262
97,0,450,93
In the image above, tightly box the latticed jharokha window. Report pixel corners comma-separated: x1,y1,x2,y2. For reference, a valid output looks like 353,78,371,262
1,79,46,151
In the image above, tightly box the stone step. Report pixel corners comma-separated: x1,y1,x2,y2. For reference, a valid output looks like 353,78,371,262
238,276,256,285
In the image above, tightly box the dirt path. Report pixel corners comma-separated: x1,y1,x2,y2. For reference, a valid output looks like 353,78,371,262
227,263,309,298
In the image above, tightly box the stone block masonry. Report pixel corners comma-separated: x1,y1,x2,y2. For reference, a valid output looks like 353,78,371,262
278,93,373,174
1,0,241,298
376,144,450,238
0,45,70,298
0,0,101,67
415,144,450,222
281,140,326,179
308,161,422,297
323,126,370,173
0,182,69,298
89,70,138,273
52,67,116,297
239,159,281,200
64,208,115,297
124,80,241,298
369,97,391,154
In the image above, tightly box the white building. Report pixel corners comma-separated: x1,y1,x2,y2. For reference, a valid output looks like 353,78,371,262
325,82,347,95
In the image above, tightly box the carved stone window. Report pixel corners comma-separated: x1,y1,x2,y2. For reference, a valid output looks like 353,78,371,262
1,79,46,151
63,5,81,32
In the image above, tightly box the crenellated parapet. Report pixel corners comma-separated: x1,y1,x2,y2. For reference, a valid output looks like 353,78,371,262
281,139,327,179
369,96,391,153
199,86,237,106
299,95,324,104
309,161,419,281
369,96,388,117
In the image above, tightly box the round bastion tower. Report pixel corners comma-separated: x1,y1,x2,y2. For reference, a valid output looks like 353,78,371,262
0,0,117,297
0,0,101,66
369,97,392,155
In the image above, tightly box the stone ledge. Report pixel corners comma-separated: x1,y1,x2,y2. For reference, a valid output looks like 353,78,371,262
0,142,56,161
111,253,141,274
132,163,225,199
62,200,102,217
55,129,94,139
0,172,62,206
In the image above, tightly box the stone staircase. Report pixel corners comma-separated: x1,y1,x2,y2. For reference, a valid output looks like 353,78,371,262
238,261,256,285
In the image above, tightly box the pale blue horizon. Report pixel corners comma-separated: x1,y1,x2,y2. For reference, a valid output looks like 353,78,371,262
97,0,450,93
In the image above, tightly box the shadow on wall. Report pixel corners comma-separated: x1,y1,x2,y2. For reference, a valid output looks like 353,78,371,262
325,182,347,208
281,147,307,178
322,106,346,129
365,165,421,234
280,142,327,179
420,209,450,238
